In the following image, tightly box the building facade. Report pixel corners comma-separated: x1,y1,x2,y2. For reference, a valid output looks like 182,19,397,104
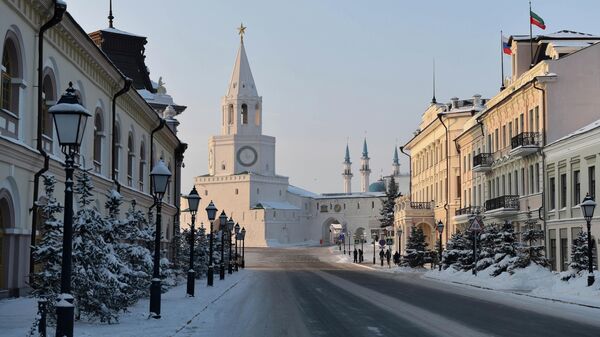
0,0,186,297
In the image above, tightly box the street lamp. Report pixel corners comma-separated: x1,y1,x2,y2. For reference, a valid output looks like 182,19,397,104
149,159,172,319
580,194,597,286
50,82,91,337
437,220,444,271
234,223,240,271
185,186,201,297
241,227,246,268
398,227,403,263
218,211,228,280
226,217,235,274
372,234,378,265
360,233,365,263
205,201,218,286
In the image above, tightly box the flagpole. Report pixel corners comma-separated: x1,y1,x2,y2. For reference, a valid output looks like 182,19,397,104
529,0,534,68
500,30,505,91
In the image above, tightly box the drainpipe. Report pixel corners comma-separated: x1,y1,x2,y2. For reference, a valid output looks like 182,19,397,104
533,78,548,258
437,113,450,241
172,142,188,265
455,141,462,210
111,78,132,192
30,0,67,283
399,146,411,199
150,119,166,196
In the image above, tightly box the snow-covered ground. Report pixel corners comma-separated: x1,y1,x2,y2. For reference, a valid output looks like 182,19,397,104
265,239,320,248
323,244,427,274
1,270,252,337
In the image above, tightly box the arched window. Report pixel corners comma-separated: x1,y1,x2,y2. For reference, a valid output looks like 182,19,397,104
228,104,234,125
93,110,103,173
241,104,248,124
255,103,261,126
113,122,121,180
139,141,146,191
41,71,56,152
127,132,134,187
1,34,23,138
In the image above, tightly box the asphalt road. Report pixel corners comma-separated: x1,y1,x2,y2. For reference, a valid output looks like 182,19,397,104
186,247,600,337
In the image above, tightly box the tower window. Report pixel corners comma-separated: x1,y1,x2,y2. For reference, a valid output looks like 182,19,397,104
228,104,234,125
241,104,248,124
255,103,261,126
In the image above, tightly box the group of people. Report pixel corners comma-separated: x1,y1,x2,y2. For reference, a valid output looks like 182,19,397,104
379,248,402,268
352,248,364,263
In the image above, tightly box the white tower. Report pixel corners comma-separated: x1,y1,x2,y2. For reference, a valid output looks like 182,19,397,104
360,138,371,192
342,144,353,194
392,147,401,178
208,24,276,177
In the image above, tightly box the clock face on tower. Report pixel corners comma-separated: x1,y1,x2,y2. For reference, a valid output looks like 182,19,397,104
237,146,258,167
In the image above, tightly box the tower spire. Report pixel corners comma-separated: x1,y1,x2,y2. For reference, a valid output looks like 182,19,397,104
108,0,114,28
342,142,353,194
360,138,371,192
237,23,247,43
431,58,437,104
392,147,400,178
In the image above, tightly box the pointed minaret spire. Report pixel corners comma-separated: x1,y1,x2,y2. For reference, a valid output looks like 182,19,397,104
342,142,353,194
108,0,114,28
360,138,371,192
226,25,258,98
431,58,437,104
392,147,401,178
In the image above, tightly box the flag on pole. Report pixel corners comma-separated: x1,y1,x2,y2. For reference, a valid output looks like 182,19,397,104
530,10,546,30
502,35,512,55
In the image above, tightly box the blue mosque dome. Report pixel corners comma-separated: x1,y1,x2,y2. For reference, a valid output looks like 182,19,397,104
368,180,386,192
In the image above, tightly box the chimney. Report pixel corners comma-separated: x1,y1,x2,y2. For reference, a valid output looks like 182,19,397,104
472,94,482,107
450,97,459,110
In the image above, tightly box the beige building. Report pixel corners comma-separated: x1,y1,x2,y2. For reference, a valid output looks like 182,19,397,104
545,119,599,271
0,0,186,297
395,96,484,249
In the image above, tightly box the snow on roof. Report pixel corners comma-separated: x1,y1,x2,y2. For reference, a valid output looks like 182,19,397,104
287,185,318,198
546,119,600,147
101,27,145,38
315,192,385,200
256,201,300,210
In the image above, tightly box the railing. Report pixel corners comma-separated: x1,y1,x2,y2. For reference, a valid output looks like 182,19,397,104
455,206,483,216
485,195,519,211
473,153,493,167
511,132,541,149
409,201,432,209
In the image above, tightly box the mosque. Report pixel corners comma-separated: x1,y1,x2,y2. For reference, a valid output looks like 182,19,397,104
183,27,409,246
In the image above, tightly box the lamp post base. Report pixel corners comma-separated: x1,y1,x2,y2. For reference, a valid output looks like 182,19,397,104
588,275,595,286
55,294,74,337
207,266,214,286
150,279,162,319
186,270,195,297
220,264,225,280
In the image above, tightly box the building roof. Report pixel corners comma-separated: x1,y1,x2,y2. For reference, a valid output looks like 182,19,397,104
368,180,386,193
288,185,319,198
393,147,399,165
546,118,600,147
226,41,258,98
344,144,351,163
362,138,369,158
254,201,300,210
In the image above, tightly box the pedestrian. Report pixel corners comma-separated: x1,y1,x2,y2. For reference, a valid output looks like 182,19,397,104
386,249,391,268
353,248,358,263
358,249,363,263
379,249,384,266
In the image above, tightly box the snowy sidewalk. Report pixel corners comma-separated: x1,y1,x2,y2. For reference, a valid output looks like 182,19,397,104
323,245,427,275
0,270,251,337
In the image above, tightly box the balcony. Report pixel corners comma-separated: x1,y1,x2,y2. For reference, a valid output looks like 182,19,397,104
409,201,432,209
510,132,541,157
484,195,520,218
454,206,483,224
472,153,493,172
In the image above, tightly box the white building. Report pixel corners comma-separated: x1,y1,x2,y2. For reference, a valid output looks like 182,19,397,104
545,119,600,271
183,33,408,247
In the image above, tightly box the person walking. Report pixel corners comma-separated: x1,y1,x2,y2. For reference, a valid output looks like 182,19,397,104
386,249,392,268
358,249,363,263
353,248,358,263
379,249,384,266
393,251,400,265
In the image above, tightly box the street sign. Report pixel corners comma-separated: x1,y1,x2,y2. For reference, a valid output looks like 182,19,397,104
385,238,393,246
354,239,359,244
339,233,344,240
379,239,386,247
469,217,483,232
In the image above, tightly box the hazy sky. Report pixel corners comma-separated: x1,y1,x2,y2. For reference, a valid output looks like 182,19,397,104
67,0,597,194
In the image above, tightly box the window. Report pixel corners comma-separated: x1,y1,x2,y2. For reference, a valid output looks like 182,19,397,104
514,170,519,195
549,177,556,210
241,104,248,124
573,170,580,206
113,123,121,180
519,113,524,133
529,165,534,194
502,125,507,148
535,163,540,192
255,103,261,126
535,106,540,132
590,166,596,199
456,176,461,198
521,168,525,195
560,173,567,208
508,122,513,142
1,35,22,138
508,173,512,194
41,73,56,143
371,201,375,209
502,175,506,195
139,142,146,190
93,111,103,173
528,109,534,132
228,104,234,125
126,133,134,186
235,188,239,195
494,129,499,152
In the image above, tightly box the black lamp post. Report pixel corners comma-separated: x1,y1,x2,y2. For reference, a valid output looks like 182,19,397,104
50,82,91,337
234,223,240,271
373,234,378,265
218,211,227,280
185,186,201,297
226,217,234,274
580,194,597,286
360,233,365,262
437,220,444,271
149,159,172,319
205,201,218,286
241,227,246,268
348,231,352,256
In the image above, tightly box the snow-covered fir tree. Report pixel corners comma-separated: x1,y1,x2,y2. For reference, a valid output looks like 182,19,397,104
562,230,597,280
402,226,428,268
442,230,471,271
490,221,519,276
476,224,499,272
31,174,63,319
510,215,549,271
379,176,398,228
178,224,209,279
71,169,126,323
